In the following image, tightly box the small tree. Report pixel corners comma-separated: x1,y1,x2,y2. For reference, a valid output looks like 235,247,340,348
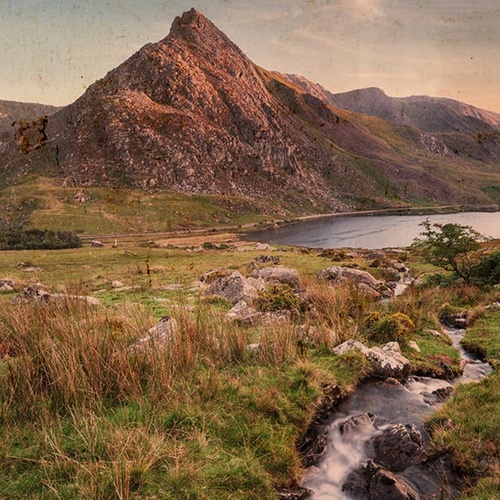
412,220,489,284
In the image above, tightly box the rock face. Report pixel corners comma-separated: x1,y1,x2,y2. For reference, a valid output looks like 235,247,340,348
3,9,495,211
317,266,393,298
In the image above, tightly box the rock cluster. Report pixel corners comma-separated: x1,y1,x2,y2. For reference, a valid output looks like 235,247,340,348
333,340,411,380
317,266,394,298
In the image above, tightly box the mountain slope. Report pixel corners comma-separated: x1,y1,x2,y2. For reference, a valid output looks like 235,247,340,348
2,9,500,217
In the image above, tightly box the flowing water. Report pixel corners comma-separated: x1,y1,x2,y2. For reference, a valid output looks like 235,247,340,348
251,211,500,249
302,327,493,499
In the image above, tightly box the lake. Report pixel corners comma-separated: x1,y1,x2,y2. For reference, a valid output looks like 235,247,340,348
250,211,500,249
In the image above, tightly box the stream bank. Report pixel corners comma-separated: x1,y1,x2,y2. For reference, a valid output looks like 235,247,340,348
282,322,494,500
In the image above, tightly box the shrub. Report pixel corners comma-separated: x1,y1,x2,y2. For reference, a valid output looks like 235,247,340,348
0,228,82,250
256,284,300,312
366,312,415,345
470,249,500,286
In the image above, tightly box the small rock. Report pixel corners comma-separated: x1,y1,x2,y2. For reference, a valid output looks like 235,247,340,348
247,343,260,353
0,280,14,293
90,240,104,248
255,243,274,251
227,300,261,324
408,340,421,352
339,413,375,434
333,339,371,356
253,254,280,265
369,467,420,500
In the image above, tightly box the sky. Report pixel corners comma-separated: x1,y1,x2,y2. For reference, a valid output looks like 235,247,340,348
1,0,500,112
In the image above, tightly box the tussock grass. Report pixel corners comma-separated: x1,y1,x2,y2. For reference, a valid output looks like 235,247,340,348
1,242,498,497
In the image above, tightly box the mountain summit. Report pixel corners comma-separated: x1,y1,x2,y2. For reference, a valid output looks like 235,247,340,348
2,9,500,212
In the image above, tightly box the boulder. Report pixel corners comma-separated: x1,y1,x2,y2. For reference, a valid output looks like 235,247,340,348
90,240,104,247
368,250,387,261
11,284,100,306
11,283,49,304
333,340,410,380
317,266,393,298
204,271,258,305
227,300,262,324
372,424,428,471
333,339,370,356
251,266,300,288
198,268,232,284
131,316,178,351
40,293,101,306
366,344,411,380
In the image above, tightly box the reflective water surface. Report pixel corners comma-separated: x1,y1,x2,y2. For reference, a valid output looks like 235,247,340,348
251,211,500,249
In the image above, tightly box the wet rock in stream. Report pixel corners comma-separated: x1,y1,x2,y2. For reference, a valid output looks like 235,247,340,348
372,424,428,471
343,461,420,499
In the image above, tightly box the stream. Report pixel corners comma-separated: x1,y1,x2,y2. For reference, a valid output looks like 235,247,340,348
301,325,493,499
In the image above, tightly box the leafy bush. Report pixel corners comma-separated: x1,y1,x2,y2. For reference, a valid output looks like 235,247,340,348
470,249,500,286
366,312,415,345
0,229,82,250
256,284,300,312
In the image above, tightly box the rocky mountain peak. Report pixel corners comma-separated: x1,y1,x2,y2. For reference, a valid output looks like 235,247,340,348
3,9,498,213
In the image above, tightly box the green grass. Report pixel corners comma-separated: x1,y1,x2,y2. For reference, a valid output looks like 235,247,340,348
427,308,500,498
0,176,278,234
0,242,498,497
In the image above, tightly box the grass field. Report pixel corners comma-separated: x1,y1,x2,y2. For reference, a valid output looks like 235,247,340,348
0,236,498,498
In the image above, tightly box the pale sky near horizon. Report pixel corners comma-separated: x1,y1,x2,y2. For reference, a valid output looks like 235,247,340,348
1,0,500,112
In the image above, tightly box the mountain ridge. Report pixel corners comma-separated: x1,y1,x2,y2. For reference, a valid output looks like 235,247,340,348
2,8,500,218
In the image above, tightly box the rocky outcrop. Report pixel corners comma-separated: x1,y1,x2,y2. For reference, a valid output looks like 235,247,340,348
317,266,393,298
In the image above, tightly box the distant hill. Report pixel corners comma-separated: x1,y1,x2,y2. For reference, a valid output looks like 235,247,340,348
330,87,500,133
0,100,59,132
2,8,500,220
